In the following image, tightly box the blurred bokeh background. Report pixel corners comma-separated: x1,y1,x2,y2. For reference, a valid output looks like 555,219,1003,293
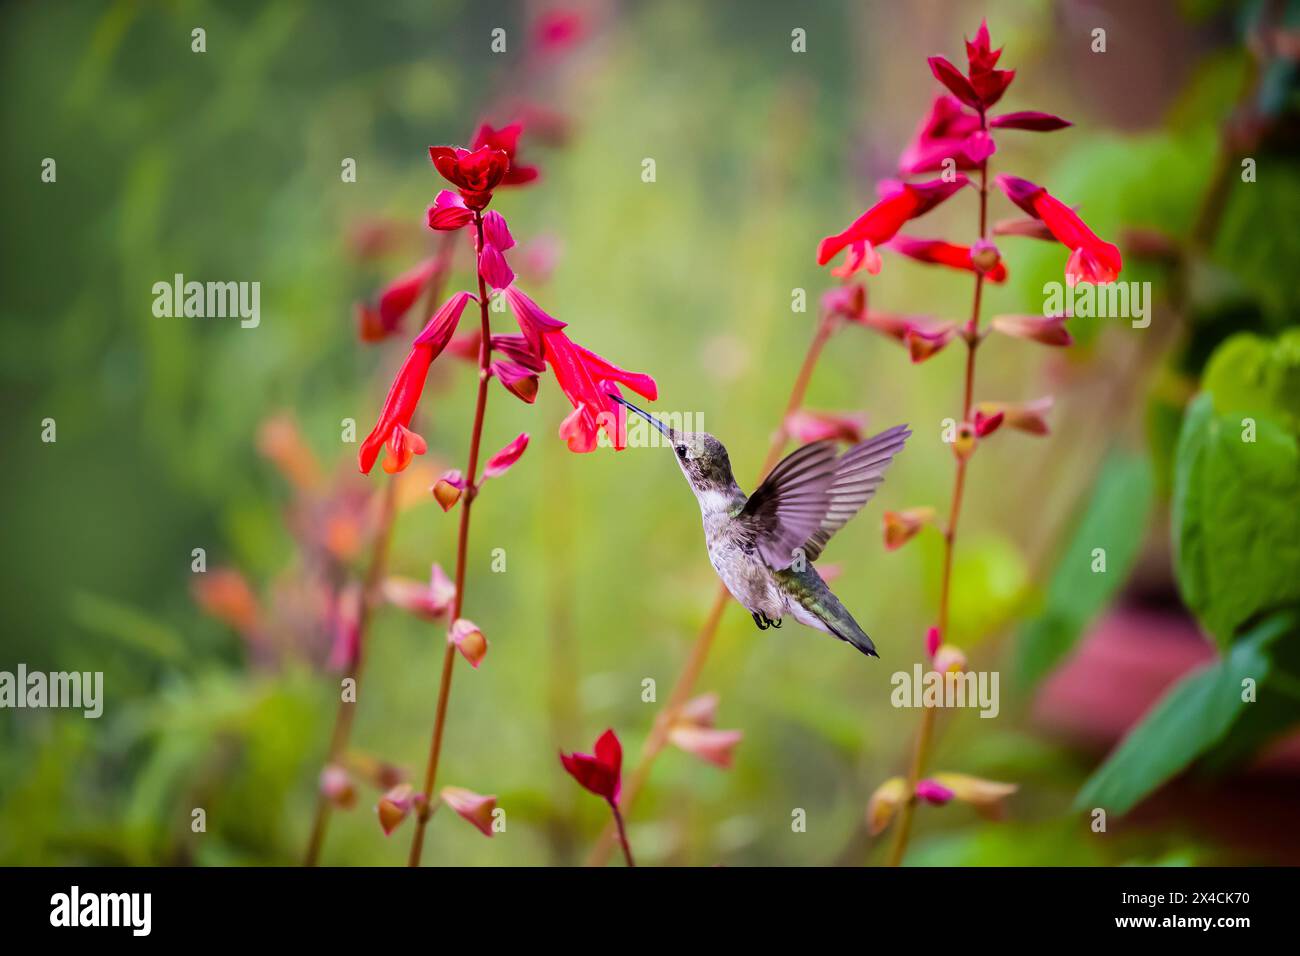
2,0,1298,866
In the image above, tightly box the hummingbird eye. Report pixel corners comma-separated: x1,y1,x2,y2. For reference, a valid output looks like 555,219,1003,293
675,443,687,459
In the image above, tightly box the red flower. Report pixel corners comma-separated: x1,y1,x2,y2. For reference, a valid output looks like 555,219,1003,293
784,409,866,444
991,312,1074,347
477,210,516,290
482,432,529,479
817,177,969,271
560,729,622,804
356,257,442,342
892,236,1007,282
996,175,1122,285
503,287,658,452
899,96,983,175
358,292,475,474
428,144,511,210
989,111,1072,132
471,122,539,186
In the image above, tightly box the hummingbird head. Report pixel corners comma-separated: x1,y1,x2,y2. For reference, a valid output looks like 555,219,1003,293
608,394,736,495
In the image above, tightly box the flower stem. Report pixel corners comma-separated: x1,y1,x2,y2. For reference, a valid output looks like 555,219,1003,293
610,802,636,867
584,313,837,866
304,235,456,867
887,162,989,867
407,212,495,867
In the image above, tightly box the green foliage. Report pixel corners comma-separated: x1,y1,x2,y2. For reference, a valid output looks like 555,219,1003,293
1016,453,1153,687
1074,612,1294,816
1173,389,1300,648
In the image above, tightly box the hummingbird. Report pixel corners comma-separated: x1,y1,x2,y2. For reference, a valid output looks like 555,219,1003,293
610,395,910,658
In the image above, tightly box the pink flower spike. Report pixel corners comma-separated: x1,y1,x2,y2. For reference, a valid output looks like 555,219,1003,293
448,618,488,669
668,725,744,769
784,409,867,444
427,190,473,231
990,111,1072,132
991,314,1073,347
482,432,530,479
915,779,956,805
925,625,942,657
439,786,498,837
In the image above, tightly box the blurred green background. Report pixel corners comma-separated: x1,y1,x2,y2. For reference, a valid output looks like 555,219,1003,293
2,0,1298,866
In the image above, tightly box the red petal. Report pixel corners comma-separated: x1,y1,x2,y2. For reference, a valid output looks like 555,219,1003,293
482,432,530,479
927,56,982,110
990,111,1072,132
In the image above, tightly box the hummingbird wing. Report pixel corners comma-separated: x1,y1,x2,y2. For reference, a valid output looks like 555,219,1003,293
801,424,912,562
737,440,839,570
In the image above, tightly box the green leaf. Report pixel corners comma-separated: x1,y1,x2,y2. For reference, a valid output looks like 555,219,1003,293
1015,453,1153,687
1202,329,1300,433
1073,613,1294,816
1172,393,1300,646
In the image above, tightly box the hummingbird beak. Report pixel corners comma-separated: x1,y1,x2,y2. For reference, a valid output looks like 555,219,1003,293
606,393,674,440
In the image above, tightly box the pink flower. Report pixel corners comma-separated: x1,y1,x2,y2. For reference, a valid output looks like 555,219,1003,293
384,563,456,620
915,779,956,805
784,409,867,444
426,190,474,232
477,210,516,290
925,625,942,657
448,618,488,669
976,397,1053,435
906,323,958,363
377,784,424,836
320,764,357,809
439,786,497,837
668,693,743,769
817,177,969,271
973,409,1004,437
482,432,529,479
996,175,1122,285
933,644,968,674
990,313,1073,347
882,507,937,551
560,729,622,804
899,96,983,175
929,772,1018,820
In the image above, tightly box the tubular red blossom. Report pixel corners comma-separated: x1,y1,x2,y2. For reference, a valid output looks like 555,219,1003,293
892,236,1008,282
428,144,510,210
995,175,1122,284
560,729,623,804
991,313,1073,347
382,423,428,474
989,111,1072,132
471,122,539,185
830,240,882,278
482,432,529,479
817,176,969,269
899,96,983,175
542,329,658,452
427,190,474,231
976,397,1053,435
358,292,475,474
357,257,441,342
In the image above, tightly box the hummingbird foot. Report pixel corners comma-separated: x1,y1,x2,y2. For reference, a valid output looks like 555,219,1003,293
751,611,770,631
771,617,782,628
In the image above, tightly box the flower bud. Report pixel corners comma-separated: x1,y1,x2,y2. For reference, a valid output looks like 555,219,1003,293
320,764,356,809
882,507,936,550
449,618,488,669
952,421,977,461
440,786,498,837
866,776,906,836
925,625,942,657
432,470,466,511
377,783,424,836
932,643,967,674
930,772,1018,820
970,238,1001,274
914,778,955,805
